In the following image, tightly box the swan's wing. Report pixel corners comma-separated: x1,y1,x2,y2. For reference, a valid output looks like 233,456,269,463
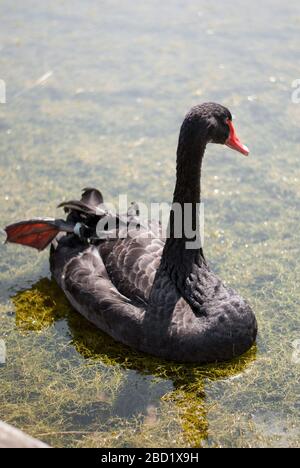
99,225,164,303
51,239,145,348
58,188,106,217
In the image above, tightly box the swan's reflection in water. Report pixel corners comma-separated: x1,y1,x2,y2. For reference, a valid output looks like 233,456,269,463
12,278,256,447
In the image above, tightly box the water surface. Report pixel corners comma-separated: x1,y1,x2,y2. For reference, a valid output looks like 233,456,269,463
0,0,299,448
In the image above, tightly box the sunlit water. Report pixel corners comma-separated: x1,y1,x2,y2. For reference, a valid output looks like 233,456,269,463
0,0,299,448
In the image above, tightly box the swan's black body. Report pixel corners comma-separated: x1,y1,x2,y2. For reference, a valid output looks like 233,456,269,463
7,103,257,362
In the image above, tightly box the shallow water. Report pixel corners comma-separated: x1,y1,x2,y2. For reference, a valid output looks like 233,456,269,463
0,0,300,448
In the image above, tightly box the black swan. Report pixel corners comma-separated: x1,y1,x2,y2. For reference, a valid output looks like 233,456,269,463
5,103,257,363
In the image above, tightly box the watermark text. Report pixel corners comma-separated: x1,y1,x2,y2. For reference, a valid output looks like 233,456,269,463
93,195,205,250
292,79,300,104
0,79,6,104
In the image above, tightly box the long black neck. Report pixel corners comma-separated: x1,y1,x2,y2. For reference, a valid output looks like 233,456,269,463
151,119,211,315
173,129,205,206
163,119,207,263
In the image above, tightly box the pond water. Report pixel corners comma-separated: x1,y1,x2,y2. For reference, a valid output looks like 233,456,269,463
0,0,299,448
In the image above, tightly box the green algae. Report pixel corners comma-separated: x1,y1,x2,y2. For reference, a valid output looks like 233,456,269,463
0,0,300,449
4,278,256,448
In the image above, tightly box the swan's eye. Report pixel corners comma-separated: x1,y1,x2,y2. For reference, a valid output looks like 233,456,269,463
212,118,230,144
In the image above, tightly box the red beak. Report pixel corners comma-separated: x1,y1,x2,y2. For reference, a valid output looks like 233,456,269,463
225,119,249,156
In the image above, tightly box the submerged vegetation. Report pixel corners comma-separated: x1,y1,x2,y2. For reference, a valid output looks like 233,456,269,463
2,279,256,448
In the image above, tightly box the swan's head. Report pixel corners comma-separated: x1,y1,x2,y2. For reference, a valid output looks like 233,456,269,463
185,102,249,156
